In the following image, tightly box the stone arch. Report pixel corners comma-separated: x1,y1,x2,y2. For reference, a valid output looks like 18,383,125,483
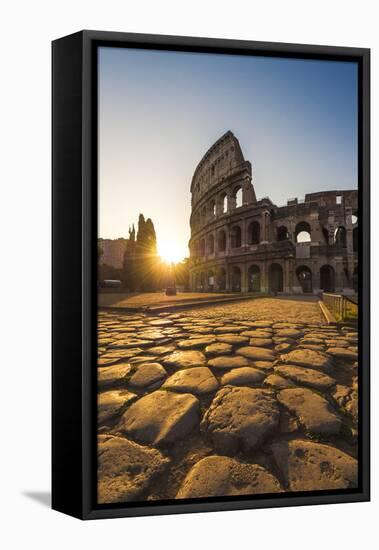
233,186,243,208
201,206,207,225
231,225,242,248
269,263,283,293
199,238,205,257
208,269,215,291
220,192,228,214
321,225,329,243
248,221,260,245
195,272,201,290
295,221,311,243
200,271,206,291
207,234,215,255
192,212,198,231
334,226,347,247
218,229,227,252
277,225,289,241
248,264,261,292
196,212,201,230
320,264,335,292
216,267,227,291
296,265,313,293
231,265,242,292
209,199,216,218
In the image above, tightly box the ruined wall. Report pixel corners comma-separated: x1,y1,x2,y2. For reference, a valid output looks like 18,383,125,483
189,132,358,295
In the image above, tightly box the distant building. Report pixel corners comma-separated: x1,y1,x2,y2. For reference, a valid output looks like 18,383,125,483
189,131,358,295
98,238,128,269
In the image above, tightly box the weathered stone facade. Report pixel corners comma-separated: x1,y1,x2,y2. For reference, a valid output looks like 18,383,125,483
189,131,358,295
99,238,128,269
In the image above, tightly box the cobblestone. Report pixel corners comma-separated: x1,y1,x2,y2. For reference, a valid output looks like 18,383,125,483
97,297,358,503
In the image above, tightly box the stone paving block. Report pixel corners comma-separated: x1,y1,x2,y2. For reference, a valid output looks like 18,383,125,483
177,455,282,498
120,390,200,445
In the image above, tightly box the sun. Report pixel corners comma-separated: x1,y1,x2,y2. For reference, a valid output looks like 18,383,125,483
158,240,185,264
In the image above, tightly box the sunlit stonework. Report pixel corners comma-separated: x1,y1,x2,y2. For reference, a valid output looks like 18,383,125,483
189,131,358,294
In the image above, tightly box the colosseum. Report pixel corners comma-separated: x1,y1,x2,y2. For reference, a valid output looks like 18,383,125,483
188,131,358,295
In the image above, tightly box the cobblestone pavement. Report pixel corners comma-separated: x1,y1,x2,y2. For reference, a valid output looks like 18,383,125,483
97,297,358,504
181,296,324,323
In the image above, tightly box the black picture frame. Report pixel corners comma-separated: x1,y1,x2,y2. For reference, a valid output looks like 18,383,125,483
52,30,370,520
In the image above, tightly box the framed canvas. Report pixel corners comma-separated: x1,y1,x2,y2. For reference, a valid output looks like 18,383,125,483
52,30,370,520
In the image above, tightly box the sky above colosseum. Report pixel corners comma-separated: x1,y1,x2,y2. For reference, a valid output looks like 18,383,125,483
98,46,358,261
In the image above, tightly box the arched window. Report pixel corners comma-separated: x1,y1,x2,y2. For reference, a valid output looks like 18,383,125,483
220,193,228,214
295,221,311,243
218,230,227,252
320,265,335,292
200,272,206,290
195,272,201,290
231,266,241,292
248,265,261,292
321,226,329,243
210,200,216,217
208,270,215,291
248,221,260,245
277,226,288,241
235,187,243,208
202,206,207,225
334,226,347,247
231,225,242,248
269,263,283,293
199,238,205,256
216,268,226,291
196,212,201,229
207,234,215,255
296,265,313,293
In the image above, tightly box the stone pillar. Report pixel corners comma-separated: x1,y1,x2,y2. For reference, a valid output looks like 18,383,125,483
260,211,270,244
345,207,353,253
309,213,320,245
228,193,236,212
335,259,344,292
284,260,291,294
226,225,231,255
241,218,247,249
288,220,295,242
328,214,335,245
242,177,256,204
345,207,355,293
216,196,222,217
261,262,268,293
225,265,231,291
312,261,321,294
241,264,248,293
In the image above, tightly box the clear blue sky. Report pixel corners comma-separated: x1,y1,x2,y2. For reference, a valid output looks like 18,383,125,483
98,46,358,259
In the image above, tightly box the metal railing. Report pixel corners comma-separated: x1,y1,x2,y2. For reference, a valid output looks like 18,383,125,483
322,292,358,322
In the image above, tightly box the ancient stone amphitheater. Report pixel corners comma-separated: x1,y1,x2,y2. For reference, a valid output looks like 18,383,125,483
189,131,358,295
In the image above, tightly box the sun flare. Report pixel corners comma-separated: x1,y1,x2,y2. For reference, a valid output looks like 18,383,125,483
158,240,185,264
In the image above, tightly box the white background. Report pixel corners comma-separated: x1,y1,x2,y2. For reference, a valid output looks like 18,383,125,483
1,1,376,548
